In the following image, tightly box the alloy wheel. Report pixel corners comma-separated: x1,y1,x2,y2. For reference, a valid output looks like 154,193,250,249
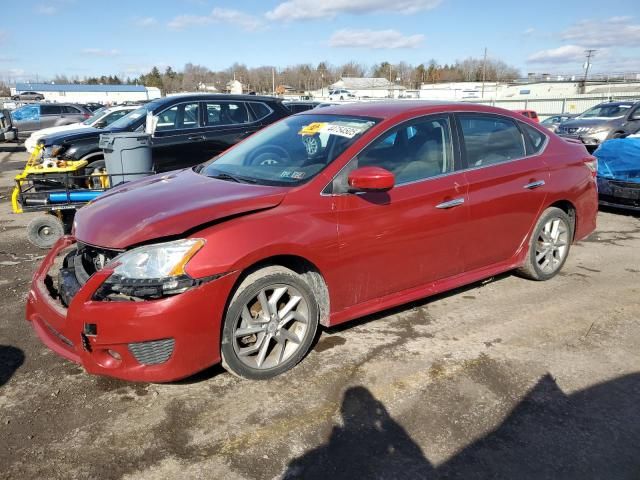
232,284,310,370
535,217,569,274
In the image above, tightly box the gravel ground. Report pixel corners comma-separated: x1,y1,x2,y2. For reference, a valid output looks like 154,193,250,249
1,144,639,479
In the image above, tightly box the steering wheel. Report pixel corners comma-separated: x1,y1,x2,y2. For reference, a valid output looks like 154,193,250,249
247,145,291,166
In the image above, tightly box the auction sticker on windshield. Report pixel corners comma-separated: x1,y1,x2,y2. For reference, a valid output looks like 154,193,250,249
299,121,373,139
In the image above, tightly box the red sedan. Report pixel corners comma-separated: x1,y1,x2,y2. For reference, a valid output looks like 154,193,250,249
26,102,598,381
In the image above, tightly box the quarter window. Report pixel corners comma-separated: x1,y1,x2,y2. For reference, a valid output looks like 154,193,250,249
205,102,250,126
354,116,454,184
520,123,547,154
459,115,525,167
156,102,200,131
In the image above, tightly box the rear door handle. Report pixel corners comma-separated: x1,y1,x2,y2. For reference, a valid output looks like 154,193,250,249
189,135,206,141
524,180,545,189
436,198,465,209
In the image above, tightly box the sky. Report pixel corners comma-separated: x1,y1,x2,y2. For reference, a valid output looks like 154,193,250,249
1,0,639,82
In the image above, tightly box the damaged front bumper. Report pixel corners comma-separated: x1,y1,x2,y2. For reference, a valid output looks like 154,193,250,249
26,236,238,382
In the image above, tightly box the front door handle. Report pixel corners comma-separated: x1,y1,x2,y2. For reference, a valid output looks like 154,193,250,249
436,198,465,209
523,180,545,189
189,135,206,141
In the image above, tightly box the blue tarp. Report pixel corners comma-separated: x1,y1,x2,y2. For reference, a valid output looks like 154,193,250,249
595,138,640,183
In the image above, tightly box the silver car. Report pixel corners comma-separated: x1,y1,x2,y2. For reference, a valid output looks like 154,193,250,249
11,103,93,138
557,101,640,150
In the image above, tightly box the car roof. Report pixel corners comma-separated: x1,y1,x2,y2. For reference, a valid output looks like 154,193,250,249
154,94,282,104
596,100,639,106
302,100,522,120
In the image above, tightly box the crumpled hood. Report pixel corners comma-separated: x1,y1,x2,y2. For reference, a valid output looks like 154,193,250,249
74,168,289,249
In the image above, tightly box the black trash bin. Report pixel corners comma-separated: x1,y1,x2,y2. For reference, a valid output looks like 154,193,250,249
99,132,153,185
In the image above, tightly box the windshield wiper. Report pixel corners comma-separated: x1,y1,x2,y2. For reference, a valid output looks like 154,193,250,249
209,172,257,184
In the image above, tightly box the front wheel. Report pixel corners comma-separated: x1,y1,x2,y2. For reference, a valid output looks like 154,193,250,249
517,207,572,281
221,266,319,379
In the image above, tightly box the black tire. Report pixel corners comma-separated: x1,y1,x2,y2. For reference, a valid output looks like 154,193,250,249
221,266,319,380
611,131,626,139
27,214,65,249
517,207,573,281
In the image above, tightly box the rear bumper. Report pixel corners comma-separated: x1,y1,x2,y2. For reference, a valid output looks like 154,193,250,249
26,236,239,382
597,177,640,212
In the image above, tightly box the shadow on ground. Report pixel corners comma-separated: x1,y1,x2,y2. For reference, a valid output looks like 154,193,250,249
0,344,25,387
283,374,640,479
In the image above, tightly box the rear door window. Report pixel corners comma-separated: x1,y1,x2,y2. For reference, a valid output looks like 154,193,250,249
458,114,526,167
205,102,251,126
41,105,63,115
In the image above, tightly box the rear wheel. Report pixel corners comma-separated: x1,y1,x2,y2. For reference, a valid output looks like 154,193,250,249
27,214,65,249
221,266,319,379
517,207,572,281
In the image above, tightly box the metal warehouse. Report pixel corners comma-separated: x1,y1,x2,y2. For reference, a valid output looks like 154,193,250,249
10,83,162,104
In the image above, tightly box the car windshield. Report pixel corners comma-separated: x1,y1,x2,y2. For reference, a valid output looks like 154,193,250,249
200,114,378,186
108,106,148,130
579,104,632,119
82,107,107,125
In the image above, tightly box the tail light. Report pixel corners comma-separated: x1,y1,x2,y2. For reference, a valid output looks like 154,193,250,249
583,156,597,179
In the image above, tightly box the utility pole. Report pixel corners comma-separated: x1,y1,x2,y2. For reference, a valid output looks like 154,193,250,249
481,47,487,99
272,67,275,96
581,49,596,94
583,49,596,82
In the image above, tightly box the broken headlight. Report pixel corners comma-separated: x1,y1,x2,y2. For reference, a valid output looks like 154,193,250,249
94,238,205,301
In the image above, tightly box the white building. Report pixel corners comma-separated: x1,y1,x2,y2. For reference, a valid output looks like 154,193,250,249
329,77,405,98
11,83,161,104
420,80,640,101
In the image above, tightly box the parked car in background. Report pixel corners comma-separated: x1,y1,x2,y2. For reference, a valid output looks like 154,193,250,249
26,102,597,382
540,113,577,132
595,137,640,211
24,105,138,153
11,91,44,101
557,101,640,151
541,114,578,133
82,103,104,112
0,109,17,142
514,110,539,122
37,94,291,174
283,101,320,113
328,89,356,101
11,103,92,138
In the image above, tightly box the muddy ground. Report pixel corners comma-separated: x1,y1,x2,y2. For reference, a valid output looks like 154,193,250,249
1,144,639,479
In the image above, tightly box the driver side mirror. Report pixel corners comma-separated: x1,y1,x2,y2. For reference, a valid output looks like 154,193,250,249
348,166,395,192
